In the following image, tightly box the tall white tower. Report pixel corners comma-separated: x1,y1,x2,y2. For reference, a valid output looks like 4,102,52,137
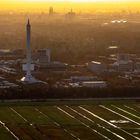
21,19,37,83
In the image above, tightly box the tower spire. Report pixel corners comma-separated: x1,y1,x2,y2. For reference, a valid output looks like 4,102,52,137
27,19,30,26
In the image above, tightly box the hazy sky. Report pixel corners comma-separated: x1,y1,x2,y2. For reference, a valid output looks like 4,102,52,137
0,0,140,12
1,0,140,3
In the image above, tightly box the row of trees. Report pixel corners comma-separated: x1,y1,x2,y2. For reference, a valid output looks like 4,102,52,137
0,86,140,100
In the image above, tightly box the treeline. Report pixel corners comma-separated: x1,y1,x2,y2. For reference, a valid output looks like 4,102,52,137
0,86,140,100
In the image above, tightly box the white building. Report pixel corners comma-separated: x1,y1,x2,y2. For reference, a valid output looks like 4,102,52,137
87,61,107,74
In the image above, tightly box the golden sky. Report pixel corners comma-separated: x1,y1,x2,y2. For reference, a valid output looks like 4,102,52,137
0,0,140,12
1,0,139,2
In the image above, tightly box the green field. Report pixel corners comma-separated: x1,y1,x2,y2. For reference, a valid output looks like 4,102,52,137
0,101,139,140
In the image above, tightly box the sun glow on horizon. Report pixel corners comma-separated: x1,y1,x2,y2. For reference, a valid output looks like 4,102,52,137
0,0,140,12
2,0,140,3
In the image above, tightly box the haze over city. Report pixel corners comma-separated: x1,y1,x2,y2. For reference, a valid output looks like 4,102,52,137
0,1,139,140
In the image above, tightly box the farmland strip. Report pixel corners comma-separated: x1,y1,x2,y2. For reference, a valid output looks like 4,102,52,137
109,105,140,126
136,105,140,108
57,106,110,140
34,108,60,126
10,107,50,140
0,121,19,140
112,105,140,120
57,107,75,119
10,107,28,122
100,105,140,126
35,108,80,140
124,105,137,112
65,105,125,140
99,105,140,140
65,106,94,123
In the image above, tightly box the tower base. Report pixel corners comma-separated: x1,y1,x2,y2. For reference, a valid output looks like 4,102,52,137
21,75,39,84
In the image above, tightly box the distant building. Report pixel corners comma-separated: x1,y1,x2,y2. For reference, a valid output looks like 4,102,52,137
112,54,133,72
117,53,130,64
43,61,67,69
87,61,107,74
0,49,11,55
70,76,98,82
118,63,133,72
35,49,67,69
66,9,76,18
82,81,107,88
134,62,140,73
49,7,54,16
0,49,24,58
12,49,24,56
36,49,51,65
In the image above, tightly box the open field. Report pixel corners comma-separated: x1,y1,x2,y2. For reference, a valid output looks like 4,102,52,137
0,100,139,140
